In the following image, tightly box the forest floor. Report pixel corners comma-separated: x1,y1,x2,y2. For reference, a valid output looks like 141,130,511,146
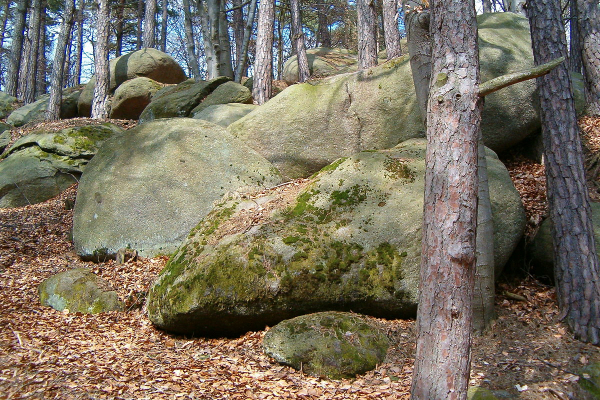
1,118,600,399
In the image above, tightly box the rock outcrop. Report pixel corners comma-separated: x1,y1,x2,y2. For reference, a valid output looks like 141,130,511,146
192,104,257,127
6,87,82,127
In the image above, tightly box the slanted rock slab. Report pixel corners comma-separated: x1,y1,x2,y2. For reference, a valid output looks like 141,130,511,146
39,268,124,314
192,103,257,127
263,311,389,379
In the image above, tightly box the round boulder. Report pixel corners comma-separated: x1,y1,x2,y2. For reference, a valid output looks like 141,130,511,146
0,91,17,119
110,77,163,120
189,81,252,115
7,87,82,127
282,48,359,85
263,312,390,379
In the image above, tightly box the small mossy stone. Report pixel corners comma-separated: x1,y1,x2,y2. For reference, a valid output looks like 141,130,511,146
468,387,500,400
38,268,124,314
579,363,600,399
263,311,389,379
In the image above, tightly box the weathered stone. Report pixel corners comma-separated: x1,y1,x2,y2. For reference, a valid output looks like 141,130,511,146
146,139,525,336
0,123,123,208
0,91,17,119
138,77,230,123
110,77,164,120
190,81,252,116
0,122,12,153
263,312,389,379
282,48,359,85
73,118,282,260
192,103,258,127
7,87,82,127
39,268,123,314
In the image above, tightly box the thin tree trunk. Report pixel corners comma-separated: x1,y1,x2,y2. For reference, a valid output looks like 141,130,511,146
46,0,75,120
62,23,73,87
569,0,582,73
411,0,481,397
217,0,234,78
35,6,46,95
91,0,110,119
182,0,201,78
252,0,275,104
382,0,401,59
234,0,257,82
73,0,84,85
199,0,217,78
24,0,41,103
232,0,243,69
115,0,125,56
6,0,27,97
276,8,284,81
357,0,378,69
136,0,143,50
144,0,157,48
161,0,168,52
0,0,11,55
527,0,600,345
577,0,600,115
290,0,310,82
482,0,492,12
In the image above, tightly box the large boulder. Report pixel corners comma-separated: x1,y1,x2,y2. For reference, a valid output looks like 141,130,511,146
0,122,12,153
39,268,124,314
146,139,525,336
282,48,359,85
0,123,124,208
138,77,230,123
73,118,283,260
189,81,252,115
263,312,390,379
78,48,187,117
0,91,17,119
229,13,543,180
6,87,82,127
110,77,164,120
192,103,258,127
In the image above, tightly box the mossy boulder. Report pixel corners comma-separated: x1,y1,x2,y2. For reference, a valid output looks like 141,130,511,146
110,77,164,120
190,81,252,116
230,13,546,180
282,48,359,85
0,91,17,119
146,138,525,336
262,311,389,379
73,118,282,260
0,123,123,208
138,77,230,123
578,362,600,399
6,87,82,127
529,202,600,281
0,122,12,153
192,103,258,127
39,268,123,314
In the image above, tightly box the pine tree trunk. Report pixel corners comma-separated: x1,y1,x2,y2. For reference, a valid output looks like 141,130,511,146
276,8,284,81
232,0,244,69
115,0,125,57
46,0,75,120
577,0,600,115
316,2,331,47
410,0,481,398
252,0,274,104
382,0,401,59
527,0,600,345
0,0,11,56
73,0,83,85
91,0,110,119
217,0,234,78
199,0,216,78
482,0,492,12
62,24,73,87
290,0,310,82
569,0,582,73
357,0,378,70
161,0,168,52
144,0,157,48
6,0,27,97
182,0,201,78
35,6,46,96
234,0,257,82
136,0,143,50
24,0,42,104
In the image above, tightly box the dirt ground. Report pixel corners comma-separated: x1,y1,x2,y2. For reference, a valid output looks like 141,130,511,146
1,118,600,399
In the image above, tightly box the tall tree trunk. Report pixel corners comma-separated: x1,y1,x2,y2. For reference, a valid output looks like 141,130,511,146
62,25,73,86
410,0,481,398
234,0,257,82
569,0,582,73
527,0,600,345
357,0,378,69
0,0,10,54
316,1,331,47
136,0,143,50
46,0,75,120
382,0,401,59
115,0,125,56
161,0,168,52
290,0,310,82
482,0,492,12
182,0,201,78
35,6,46,96
73,0,84,85
144,0,157,48
252,0,275,104
217,0,234,78
6,0,27,97
232,0,243,69
91,0,110,119
577,0,600,115
276,7,284,81
24,0,41,103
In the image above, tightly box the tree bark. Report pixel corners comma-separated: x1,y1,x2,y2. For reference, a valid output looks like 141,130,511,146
217,0,234,78
569,0,582,73
24,0,42,104
72,0,84,85
410,0,482,398
232,0,244,69
482,0,492,12
577,0,600,115
143,0,157,48
182,0,201,78
252,0,274,104
136,0,143,50
35,5,46,96
316,1,331,47
161,0,168,52
46,0,75,120
234,0,257,82
91,0,110,119
6,0,27,97
357,0,378,69
0,0,11,60
115,0,125,57
527,0,600,345
276,7,284,81
289,0,310,82
382,0,401,59
200,0,233,79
